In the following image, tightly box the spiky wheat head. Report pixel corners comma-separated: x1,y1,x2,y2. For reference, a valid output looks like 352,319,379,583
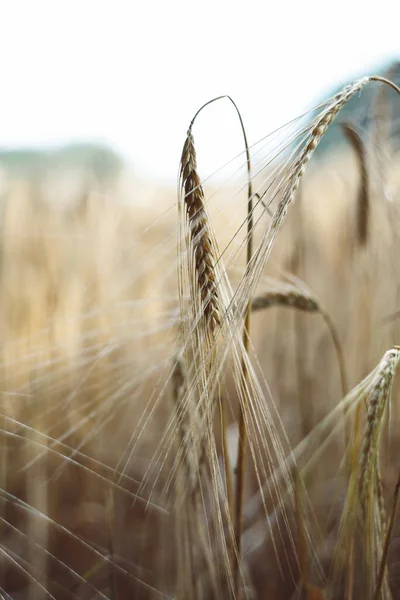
251,289,319,313
341,123,369,246
270,78,371,236
180,130,221,335
348,347,400,600
359,346,400,511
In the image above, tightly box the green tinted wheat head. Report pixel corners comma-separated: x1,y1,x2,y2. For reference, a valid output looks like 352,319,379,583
357,346,400,599
330,347,400,600
359,346,400,517
252,289,319,313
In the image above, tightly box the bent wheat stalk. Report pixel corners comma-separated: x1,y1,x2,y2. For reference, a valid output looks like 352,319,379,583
244,77,400,307
251,283,348,399
358,347,400,599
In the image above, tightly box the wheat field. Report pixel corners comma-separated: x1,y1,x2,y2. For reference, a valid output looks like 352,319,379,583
1,72,400,599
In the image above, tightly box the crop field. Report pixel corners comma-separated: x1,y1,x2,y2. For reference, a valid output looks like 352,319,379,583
1,68,400,599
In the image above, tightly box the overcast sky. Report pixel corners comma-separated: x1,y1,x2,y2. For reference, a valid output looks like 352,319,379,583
1,1,399,181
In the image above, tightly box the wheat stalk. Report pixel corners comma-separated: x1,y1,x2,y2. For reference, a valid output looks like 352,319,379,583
358,349,400,597
358,348,399,599
322,347,400,600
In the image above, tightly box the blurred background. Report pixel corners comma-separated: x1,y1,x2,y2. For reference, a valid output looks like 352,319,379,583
1,0,399,182
1,1,400,598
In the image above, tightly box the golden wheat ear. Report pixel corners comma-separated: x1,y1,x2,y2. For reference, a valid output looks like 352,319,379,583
252,280,348,399
358,348,400,598
179,129,221,336
331,346,400,600
252,288,319,313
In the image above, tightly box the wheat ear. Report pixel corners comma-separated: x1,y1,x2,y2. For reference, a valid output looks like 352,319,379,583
341,123,369,246
180,130,221,336
255,77,400,280
374,468,400,600
356,347,400,598
252,289,319,313
359,347,400,514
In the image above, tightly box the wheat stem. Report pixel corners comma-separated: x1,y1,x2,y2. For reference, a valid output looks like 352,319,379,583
233,120,254,600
